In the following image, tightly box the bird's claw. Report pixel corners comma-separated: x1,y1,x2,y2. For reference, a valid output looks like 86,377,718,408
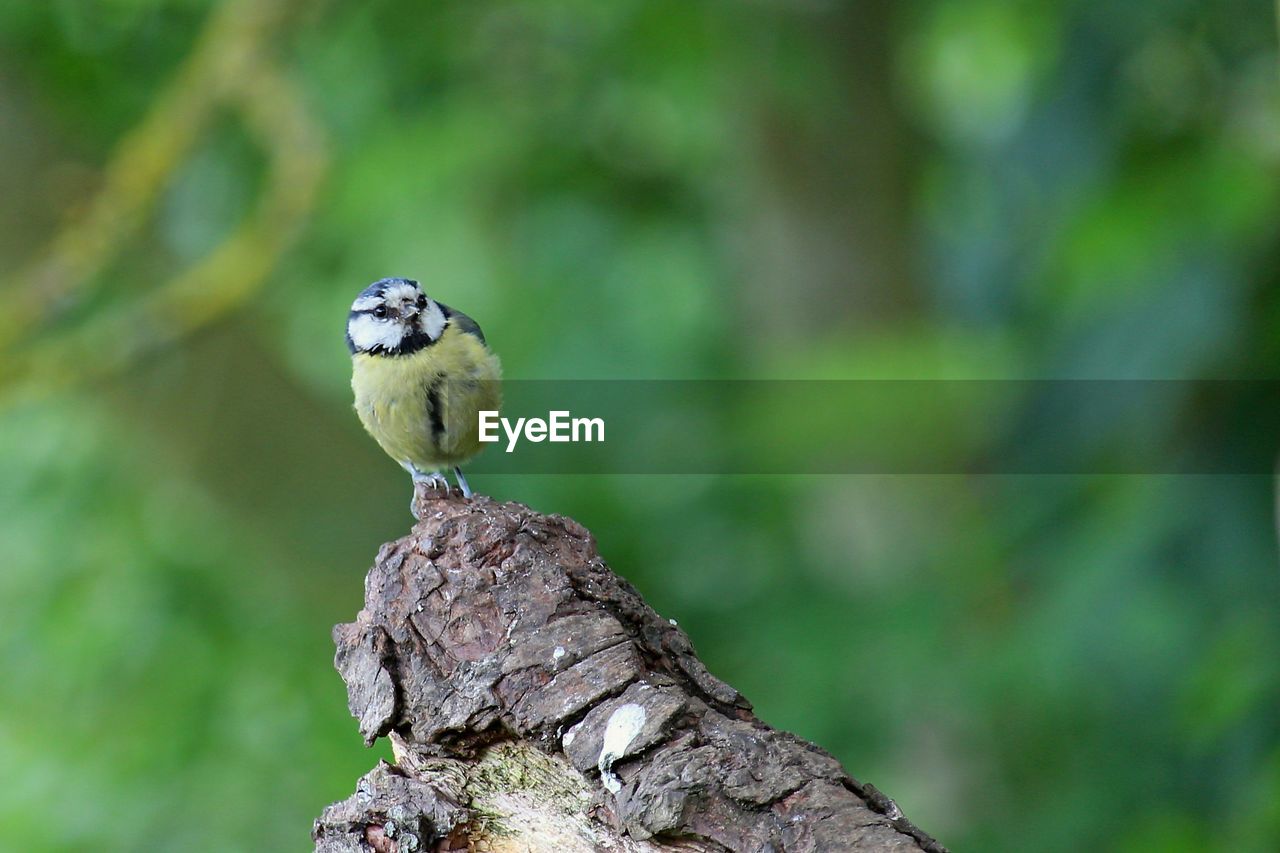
410,472,454,518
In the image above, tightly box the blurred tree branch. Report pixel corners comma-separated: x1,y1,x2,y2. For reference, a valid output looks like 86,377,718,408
0,0,325,399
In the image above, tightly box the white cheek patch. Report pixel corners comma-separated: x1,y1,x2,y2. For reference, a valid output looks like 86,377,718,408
347,314,405,352
420,301,447,340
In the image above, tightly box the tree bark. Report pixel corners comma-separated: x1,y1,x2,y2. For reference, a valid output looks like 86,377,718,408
313,489,946,852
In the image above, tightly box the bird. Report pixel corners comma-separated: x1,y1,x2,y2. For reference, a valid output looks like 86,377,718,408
347,277,501,505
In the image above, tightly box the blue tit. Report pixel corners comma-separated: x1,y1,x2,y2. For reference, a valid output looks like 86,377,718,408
347,277,502,502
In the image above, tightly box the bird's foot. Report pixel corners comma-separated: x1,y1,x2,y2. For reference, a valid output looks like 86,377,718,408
410,471,452,518
453,466,473,499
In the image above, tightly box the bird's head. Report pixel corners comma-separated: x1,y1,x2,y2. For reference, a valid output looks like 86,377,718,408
346,278,446,356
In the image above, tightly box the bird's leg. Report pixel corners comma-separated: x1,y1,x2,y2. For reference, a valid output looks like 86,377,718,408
453,466,473,499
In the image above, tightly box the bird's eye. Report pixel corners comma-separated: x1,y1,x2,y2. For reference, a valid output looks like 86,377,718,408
417,295,427,308
372,305,388,318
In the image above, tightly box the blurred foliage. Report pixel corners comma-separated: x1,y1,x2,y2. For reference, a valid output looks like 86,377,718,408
2,1,1280,850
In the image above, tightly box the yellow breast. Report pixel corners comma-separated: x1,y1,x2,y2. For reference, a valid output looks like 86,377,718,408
351,325,502,471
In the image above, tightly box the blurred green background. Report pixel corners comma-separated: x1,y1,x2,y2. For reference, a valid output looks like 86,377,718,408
3,1,1280,850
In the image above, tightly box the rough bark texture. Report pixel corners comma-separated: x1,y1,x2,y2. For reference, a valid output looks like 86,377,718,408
313,489,946,852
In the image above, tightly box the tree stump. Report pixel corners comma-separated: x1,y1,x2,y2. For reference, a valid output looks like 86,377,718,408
313,489,946,852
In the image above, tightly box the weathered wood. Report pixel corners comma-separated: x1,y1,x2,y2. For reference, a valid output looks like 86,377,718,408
313,489,946,852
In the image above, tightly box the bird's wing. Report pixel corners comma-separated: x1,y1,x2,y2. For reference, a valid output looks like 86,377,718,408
438,302,487,344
